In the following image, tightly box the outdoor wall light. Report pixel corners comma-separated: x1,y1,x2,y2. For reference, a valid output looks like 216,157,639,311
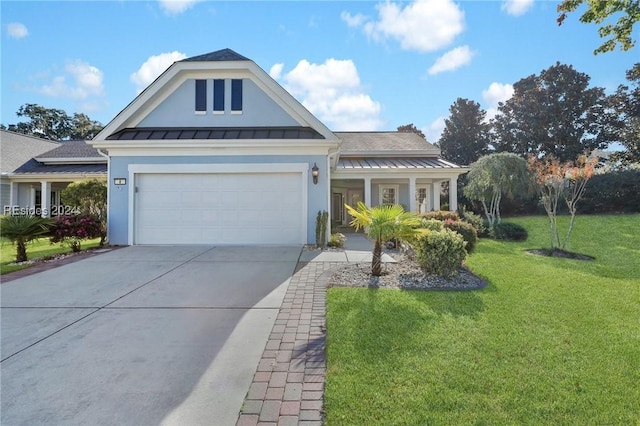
113,178,127,185
312,163,319,184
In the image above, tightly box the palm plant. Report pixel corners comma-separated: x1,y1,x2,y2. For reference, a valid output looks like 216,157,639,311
345,202,421,276
0,215,52,262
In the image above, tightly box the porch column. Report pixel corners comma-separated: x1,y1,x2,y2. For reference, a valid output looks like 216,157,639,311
448,176,458,212
364,177,371,207
9,182,18,208
409,177,416,213
431,181,441,211
41,181,50,217
30,187,36,208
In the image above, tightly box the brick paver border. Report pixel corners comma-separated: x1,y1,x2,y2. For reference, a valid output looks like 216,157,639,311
237,261,341,426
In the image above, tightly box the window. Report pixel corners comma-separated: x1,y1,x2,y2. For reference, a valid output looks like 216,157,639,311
231,79,243,113
379,185,398,206
417,186,429,213
213,79,225,113
195,79,207,113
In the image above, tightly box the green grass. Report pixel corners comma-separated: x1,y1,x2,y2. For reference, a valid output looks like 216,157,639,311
0,237,101,275
325,214,640,425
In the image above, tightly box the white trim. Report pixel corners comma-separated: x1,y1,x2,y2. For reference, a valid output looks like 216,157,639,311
93,60,339,143
35,157,107,164
379,184,399,206
127,163,308,245
213,111,224,115
194,111,206,115
230,111,243,115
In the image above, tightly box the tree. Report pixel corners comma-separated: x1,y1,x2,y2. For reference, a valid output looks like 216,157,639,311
438,98,490,166
2,104,103,140
492,63,611,162
0,215,52,262
61,179,108,244
463,153,531,227
557,0,639,54
528,154,598,251
345,202,420,276
397,123,426,140
610,63,640,165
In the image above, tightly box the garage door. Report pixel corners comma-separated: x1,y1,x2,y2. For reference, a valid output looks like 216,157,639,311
134,172,304,245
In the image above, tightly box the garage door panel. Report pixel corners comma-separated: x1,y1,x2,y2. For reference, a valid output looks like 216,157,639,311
135,172,304,245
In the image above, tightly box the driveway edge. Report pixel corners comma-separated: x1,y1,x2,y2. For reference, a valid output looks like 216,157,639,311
237,261,340,426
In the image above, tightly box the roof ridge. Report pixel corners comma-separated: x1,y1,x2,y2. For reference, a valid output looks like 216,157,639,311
181,48,251,62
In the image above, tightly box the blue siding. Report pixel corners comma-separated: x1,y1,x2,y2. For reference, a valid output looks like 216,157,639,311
108,155,328,245
139,79,299,128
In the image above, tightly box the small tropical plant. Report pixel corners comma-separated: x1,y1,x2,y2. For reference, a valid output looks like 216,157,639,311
0,215,52,262
50,215,102,252
345,202,420,276
315,210,328,248
329,233,346,248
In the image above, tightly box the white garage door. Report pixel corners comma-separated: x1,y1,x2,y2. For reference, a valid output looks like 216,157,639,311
134,172,304,245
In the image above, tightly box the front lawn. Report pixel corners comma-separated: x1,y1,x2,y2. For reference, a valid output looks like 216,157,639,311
0,237,101,275
325,214,639,425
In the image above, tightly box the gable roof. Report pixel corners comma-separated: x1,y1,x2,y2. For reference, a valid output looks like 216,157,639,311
181,48,250,62
335,132,440,157
93,48,338,145
1,130,60,175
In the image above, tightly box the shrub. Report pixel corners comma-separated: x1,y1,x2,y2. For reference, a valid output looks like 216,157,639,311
444,219,478,253
419,210,460,222
50,215,102,252
329,233,346,248
419,218,444,231
490,222,528,241
415,228,467,277
581,169,640,213
461,210,486,237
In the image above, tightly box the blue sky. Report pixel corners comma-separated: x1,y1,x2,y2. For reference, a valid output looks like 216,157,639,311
1,0,637,142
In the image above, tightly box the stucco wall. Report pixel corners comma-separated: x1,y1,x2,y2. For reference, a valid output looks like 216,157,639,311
138,79,299,128
108,155,328,245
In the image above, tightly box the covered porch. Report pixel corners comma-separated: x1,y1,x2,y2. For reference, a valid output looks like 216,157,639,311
330,156,467,229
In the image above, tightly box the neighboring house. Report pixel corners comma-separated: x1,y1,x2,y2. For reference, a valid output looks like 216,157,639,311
91,48,467,246
0,130,107,216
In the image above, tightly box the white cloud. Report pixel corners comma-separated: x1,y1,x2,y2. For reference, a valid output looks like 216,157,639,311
275,58,384,131
482,82,514,120
39,60,105,100
158,0,203,15
428,45,475,75
269,63,284,80
7,22,28,39
345,0,465,52
130,51,187,93
423,116,446,144
341,11,367,28
501,0,534,16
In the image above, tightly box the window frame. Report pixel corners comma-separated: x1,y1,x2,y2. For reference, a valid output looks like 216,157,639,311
379,185,399,206
195,79,207,114
231,79,243,114
213,79,225,114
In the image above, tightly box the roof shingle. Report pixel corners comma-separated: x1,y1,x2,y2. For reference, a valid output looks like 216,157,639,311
335,132,437,153
181,48,250,62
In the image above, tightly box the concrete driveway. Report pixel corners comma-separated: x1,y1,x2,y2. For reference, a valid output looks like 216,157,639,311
1,245,301,426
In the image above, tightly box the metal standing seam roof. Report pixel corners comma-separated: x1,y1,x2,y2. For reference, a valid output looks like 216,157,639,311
337,157,462,170
106,127,326,140
11,160,107,175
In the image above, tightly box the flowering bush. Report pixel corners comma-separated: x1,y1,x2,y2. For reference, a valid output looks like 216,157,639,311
49,215,103,252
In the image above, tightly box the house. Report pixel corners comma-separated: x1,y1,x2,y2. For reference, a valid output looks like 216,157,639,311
0,130,107,216
91,48,467,246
